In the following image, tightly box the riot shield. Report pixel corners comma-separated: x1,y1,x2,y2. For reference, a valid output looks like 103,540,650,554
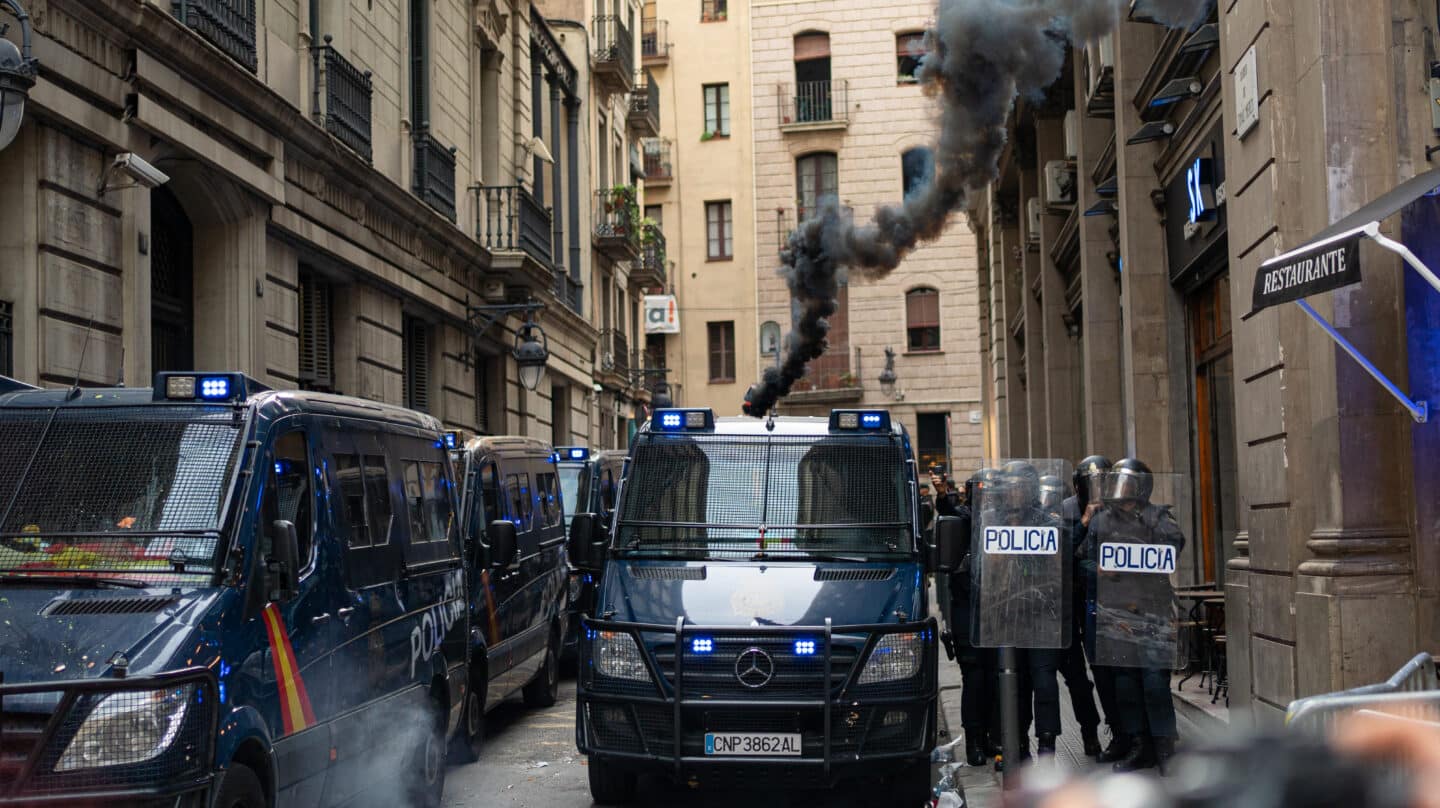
969,459,1072,649
1090,469,1186,669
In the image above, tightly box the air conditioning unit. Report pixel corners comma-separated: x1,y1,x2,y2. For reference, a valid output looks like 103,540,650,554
1063,111,1079,159
1045,160,1077,206
1087,33,1114,89
1026,197,1042,246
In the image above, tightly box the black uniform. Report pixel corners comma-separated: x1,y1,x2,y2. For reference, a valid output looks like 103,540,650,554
942,492,1000,753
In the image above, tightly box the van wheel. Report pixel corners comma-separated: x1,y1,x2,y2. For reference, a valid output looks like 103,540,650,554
211,762,264,808
448,686,485,764
587,757,637,805
405,701,447,808
522,628,560,708
882,759,933,807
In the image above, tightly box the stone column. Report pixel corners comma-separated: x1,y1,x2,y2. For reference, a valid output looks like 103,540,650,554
531,53,545,202
996,200,1029,458
567,96,583,291
1019,149,1049,456
120,185,153,386
550,75,564,268
1035,115,1082,463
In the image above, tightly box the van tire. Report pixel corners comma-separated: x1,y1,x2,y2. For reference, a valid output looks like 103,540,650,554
587,757,637,805
448,685,485,764
211,762,265,808
522,628,560,708
405,700,447,808
884,759,933,807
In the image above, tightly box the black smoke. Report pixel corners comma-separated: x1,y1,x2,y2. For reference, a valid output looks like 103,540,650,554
742,0,1206,417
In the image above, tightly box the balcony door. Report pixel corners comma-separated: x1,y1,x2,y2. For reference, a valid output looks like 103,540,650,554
793,32,832,122
796,152,838,222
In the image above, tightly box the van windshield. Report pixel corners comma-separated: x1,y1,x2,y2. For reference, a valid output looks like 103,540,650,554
615,433,914,559
0,406,244,583
558,464,584,517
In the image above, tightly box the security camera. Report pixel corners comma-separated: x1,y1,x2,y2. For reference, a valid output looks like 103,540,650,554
113,153,169,189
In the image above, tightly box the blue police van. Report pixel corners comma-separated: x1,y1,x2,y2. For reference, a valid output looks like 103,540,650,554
555,447,626,661
0,373,467,808
567,409,939,805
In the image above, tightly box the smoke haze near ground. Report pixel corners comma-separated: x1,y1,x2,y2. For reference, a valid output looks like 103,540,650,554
741,0,1206,416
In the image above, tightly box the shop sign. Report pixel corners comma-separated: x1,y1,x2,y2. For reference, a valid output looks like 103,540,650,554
644,295,680,334
1251,232,1363,312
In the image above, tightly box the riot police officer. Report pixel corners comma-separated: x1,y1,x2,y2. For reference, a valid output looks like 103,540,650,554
1087,458,1185,773
943,470,996,765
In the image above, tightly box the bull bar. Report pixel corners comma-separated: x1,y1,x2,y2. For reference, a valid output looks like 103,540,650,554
0,668,218,806
576,615,938,783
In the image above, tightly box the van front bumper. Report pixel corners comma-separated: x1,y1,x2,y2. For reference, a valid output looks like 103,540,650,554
575,617,938,788
0,670,217,807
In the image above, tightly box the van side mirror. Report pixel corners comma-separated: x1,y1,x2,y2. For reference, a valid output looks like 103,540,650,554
568,513,602,570
934,516,967,573
268,519,301,601
488,520,518,569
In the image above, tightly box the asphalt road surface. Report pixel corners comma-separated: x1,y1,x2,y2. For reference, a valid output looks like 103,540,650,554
442,676,925,807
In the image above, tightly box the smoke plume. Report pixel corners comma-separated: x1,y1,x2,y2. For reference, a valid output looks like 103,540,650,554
742,0,1207,416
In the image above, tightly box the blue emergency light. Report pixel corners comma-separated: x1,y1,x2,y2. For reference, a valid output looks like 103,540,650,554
654,408,715,431
154,372,266,403
829,409,891,431
793,639,817,656
560,447,590,461
691,637,714,654
443,431,460,450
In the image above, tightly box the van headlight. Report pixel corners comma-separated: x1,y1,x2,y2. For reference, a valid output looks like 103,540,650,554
857,633,924,684
56,686,193,771
595,631,649,681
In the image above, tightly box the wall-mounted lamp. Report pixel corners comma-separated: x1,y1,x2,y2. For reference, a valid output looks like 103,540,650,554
0,0,39,153
466,299,550,392
877,346,905,401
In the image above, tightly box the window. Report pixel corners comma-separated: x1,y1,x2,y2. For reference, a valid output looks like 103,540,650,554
915,413,948,472
701,0,727,22
796,153,838,221
0,300,11,377
478,462,501,525
403,457,455,563
759,321,781,359
902,147,934,199
298,270,334,391
336,453,394,549
409,0,430,126
506,473,533,531
906,287,941,351
644,204,663,225
404,316,430,412
262,431,315,574
703,83,730,137
707,321,736,382
537,471,561,527
793,32,832,122
897,32,925,83
706,200,733,259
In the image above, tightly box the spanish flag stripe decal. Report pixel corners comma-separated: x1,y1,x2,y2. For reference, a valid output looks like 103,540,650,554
262,603,317,735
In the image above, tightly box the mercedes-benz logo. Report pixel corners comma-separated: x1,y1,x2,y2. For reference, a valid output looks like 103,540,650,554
734,647,775,689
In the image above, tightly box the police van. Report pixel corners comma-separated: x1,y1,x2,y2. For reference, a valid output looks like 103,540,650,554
446,436,569,760
568,409,939,805
0,373,467,808
555,446,626,660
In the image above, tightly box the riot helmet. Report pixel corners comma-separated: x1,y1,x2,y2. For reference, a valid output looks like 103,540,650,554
1073,454,1113,504
972,467,1001,511
1038,475,1065,514
998,461,1040,511
1102,458,1153,505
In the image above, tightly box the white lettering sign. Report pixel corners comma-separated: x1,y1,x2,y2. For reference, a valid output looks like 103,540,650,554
1099,542,1177,574
1235,46,1259,139
982,526,1058,555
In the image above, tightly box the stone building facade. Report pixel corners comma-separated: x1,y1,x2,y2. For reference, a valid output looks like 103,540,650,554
0,0,605,446
749,0,986,472
967,0,1440,719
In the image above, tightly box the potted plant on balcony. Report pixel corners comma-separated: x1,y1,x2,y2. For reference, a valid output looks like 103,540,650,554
837,371,857,388
606,184,639,236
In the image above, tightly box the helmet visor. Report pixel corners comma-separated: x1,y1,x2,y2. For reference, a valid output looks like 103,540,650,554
1103,468,1146,502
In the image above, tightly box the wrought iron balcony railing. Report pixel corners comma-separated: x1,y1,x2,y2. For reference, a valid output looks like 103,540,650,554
554,271,584,314
172,0,258,72
473,185,555,267
641,18,670,62
592,16,635,93
628,69,660,137
600,329,631,380
313,36,373,163
636,224,667,289
593,188,642,258
642,138,673,184
792,347,859,394
413,129,457,222
778,79,849,129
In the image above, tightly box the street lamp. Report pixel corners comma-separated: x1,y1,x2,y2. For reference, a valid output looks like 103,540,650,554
512,321,549,392
0,0,39,153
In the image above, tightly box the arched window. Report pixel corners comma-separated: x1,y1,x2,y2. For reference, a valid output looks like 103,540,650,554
906,287,940,352
796,152,838,221
759,321,782,359
902,147,934,199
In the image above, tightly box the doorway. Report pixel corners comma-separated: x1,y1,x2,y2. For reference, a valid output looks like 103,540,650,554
150,186,194,373
1188,272,1237,587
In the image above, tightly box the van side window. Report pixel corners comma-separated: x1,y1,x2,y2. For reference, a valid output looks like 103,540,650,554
336,453,394,548
537,471,561,528
335,453,370,548
506,473,533,531
362,455,393,546
404,460,452,544
479,462,501,525
261,430,315,573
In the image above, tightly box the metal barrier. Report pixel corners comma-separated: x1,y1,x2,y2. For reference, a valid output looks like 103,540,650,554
1285,652,1440,734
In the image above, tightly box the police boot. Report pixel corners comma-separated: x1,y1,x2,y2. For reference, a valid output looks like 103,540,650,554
1112,737,1156,772
964,731,988,766
1153,736,1177,775
1036,733,1057,756
1096,732,1131,763
1081,726,1103,757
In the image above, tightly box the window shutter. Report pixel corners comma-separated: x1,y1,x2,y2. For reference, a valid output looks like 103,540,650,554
298,273,334,390
794,33,831,61
405,316,431,412
896,32,924,58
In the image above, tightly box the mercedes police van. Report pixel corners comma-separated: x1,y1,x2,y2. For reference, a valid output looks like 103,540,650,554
568,408,939,806
0,373,467,808
556,446,626,660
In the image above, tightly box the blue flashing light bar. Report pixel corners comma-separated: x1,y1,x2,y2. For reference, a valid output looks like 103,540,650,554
691,637,714,654
559,446,591,461
829,409,892,431
199,377,231,400
654,408,715,432
793,639,817,656
443,431,460,450
154,372,266,403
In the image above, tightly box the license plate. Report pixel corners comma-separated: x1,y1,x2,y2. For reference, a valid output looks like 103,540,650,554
704,732,802,756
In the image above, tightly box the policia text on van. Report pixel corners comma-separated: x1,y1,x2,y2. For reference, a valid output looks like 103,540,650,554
0,373,466,808
568,409,940,807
